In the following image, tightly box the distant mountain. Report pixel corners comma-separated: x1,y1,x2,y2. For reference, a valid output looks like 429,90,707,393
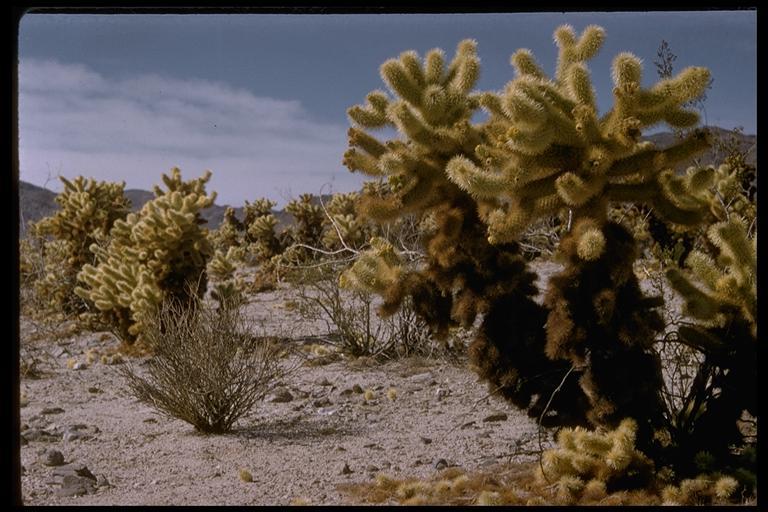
642,126,756,172
17,126,756,236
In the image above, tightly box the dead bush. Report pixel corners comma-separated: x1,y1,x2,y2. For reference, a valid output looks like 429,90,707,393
293,265,451,359
119,299,293,434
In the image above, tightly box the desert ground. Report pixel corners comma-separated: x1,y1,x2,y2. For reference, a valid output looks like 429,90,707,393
17,260,676,506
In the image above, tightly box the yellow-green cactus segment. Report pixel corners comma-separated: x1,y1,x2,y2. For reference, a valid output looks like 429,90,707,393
339,237,403,295
666,216,756,335
540,418,654,496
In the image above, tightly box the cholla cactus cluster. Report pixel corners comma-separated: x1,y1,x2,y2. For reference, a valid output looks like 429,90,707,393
538,418,654,503
75,168,216,344
25,176,131,316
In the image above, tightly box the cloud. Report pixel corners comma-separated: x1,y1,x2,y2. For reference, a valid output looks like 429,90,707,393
18,59,365,207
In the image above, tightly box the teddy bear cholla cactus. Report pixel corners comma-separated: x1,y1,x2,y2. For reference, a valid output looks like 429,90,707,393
29,176,130,316
75,168,216,344
341,25,714,440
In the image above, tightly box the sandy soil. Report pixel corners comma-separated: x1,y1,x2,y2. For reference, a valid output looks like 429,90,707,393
17,260,678,506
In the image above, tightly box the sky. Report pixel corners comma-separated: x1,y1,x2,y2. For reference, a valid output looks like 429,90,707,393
18,10,757,208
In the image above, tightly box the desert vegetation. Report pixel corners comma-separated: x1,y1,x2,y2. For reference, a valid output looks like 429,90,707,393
18,24,756,506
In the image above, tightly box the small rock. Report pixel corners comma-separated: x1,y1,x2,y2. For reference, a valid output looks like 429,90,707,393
42,449,65,467
479,457,498,468
72,362,88,370
316,377,333,386
316,406,337,416
20,434,28,446
21,429,60,442
63,430,92,443
54,477,92,497
142,418,157,424
21,465,26,476
434,458,449,470
460,421,476,430
411,459,423,467
352,384,364,394
67,424,89,431
52,463,96,481
41,407,65,415
408,372,432,383
366,465,380,473
87,387,102,394
482,412,508,423
52,347,70,358
339,388,354,396
435,387,450,400
313,397,332,408
96,475,110,488
420,436,433,445
381,461,391,469
269,388,294,403
340,463,353,475
335,446,346,452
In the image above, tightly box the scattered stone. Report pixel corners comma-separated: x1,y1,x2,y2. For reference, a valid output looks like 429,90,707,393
316,377,333,386
42,449,65,467
87,387,102,394
21,428,60,443
460,421,476,430
408,372,432,384
313,397,332,408
339,388,354,396
363,443,383,451
52,347,70,358
381,461,391,469
52,463,97,482
20,393,29,408
63,430,92,443
142,418,157,424
340,463,353,475
96,475,110,488
41,407,65,415
411,459,424,467
72,362,88,371
239,469,253,482
20,435,28,446
50,466,98,497
335,446,346,452
269,388,294,403
352,384,364,394
479,456,498,468
482,412,508,423
435,387,450,400
366,465,380,473
420,436,433,445
67,424,89,431
434,458,449,470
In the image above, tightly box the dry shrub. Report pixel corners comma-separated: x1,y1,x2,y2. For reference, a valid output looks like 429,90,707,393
120,299,294,434
293,265,451,359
